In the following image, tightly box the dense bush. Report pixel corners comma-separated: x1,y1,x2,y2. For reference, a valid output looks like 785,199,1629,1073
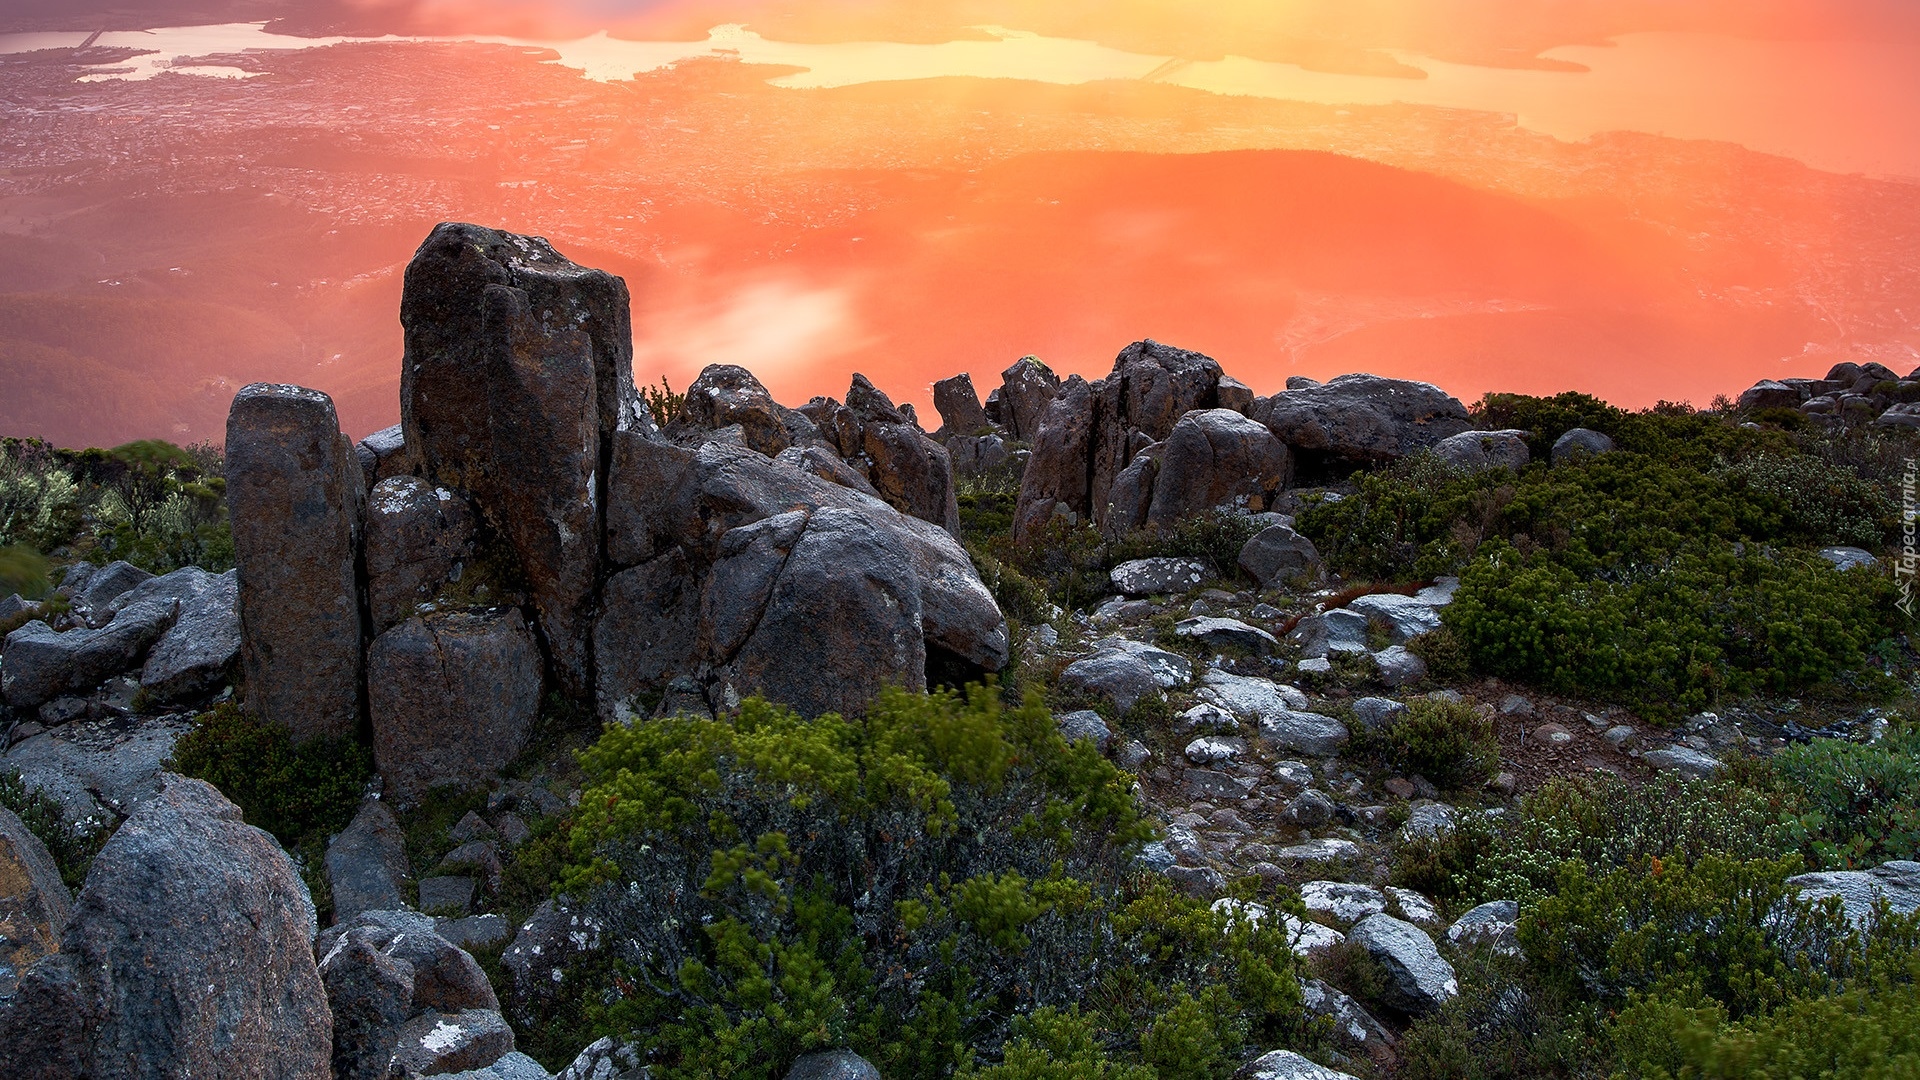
561,686,1312,1078
0,436,232,577
1769,728,1920,869
1378,698,1497,790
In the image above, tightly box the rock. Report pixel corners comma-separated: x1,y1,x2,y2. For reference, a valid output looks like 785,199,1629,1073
1057,710,1113,752
1177,702,1240,736
1289,609,1371,658
786,1050,883,1080
450,811,497,845
1345,593,1443,643
998,356,1063,442
932,373,990,436
327,799,412,924
1550,427,1614,464
1184,768,1253,800
443,1051,552,1080
1271,760,1316,790
1788,861,1920,928
1254,373,1472,472
555,1036,646,1080
1238,524,1324,587
368,610,543,801
1448,899,1521,953
139,569,241,701
1176,616,1278,652
390,1008,517,1078
1237,1049,1362,1080
365,477,480,633
502,902,602,1027
436,914,511,951
1217,374,1256,413
356,423,416,489
1110,556,1210,596
1431,429,1530,472
1819,546,1879,572
2,713,189,825
1117,739,1152,771
1273,839,1362,866
1641,746,1722,779
318,909,499,1016
775,444,881,496
594,548,702,719
1301,881,1387,927
1280,914,1346,957
73,561,152,626
1185,736,1247,765
1874,403,1920,429
439,841,503,892
1135,841,1178,874
1488,771,1518,796
419,876,476,916
1388,886,1440,924
1602,725,1637,748
1146,409,1293,524
1738,380,1807,411
1402,801,1457,840
2,599,176,711
943,433,1010,477
1498,694,1534,717
1258,708,1350,758
1301,978,1396,1059
0,805,71,998
1371,646,1428,688
318,931,416,1080
671,364,817,457
1349,913,1459,1017
1011,374,1096,542
0,776,331,1078
227,382,365,743
1349,696,1406,733
1059,637,1192,714
0,594,25,622
1285,788,1336,827
1166,864,1229,897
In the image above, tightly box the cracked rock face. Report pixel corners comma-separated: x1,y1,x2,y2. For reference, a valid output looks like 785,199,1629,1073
368,609,543,802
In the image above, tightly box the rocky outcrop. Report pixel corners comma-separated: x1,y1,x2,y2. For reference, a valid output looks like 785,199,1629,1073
317,909,508,1080
787,1050,883,1080
1349,913,1458,1017
327,799,412,924
227,382,366,743
1252,373,1471,476
1432,429,1530,472
0,776,332,1079
134,568,241,702
0,805,70,999
1788,860,1920,928
1735,362,1920,428
994,355,1062,441
1550,427,1614,464
1013,374,1096,540
368,610,543,801
365,478,479,634
2,598,177,711
932,372,989,436
1136,409,1290,530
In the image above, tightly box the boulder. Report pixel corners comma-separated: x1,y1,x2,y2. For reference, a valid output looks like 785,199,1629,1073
1199,668,1311,718
1110,557,1210,596
1238,524,1323,587
1819,546,1879,572
1300,881,1387,927
1253,374,1471,472
227,382,365,743
1787,861,1920,928
1216,374,1256,413
390,1008,516,1078
1284,788,1335,826
2,599,177,711
138,569,242,701
786,1050,883,1080
501,902,602,1028
1348,913,1458,1016
594,548,702,720
326,799,412,924
603,433,696,568
1431,429,1530,472
555,1037,646,1080
1344,593,1443,642
775,444,881,496
1059,637,1192,714
1448,899,1521,953
1550,427,1614,464
365,477,479,633
1738,380,1807,411
849,380,962,533
1874,402,1920,429
368,609,543,801
1258,709,1350,757
1013,374,1095,542
1301,978,1396,1061
1,714,190,825
1371,645,1429,688
998,355,1062,441
1176,617,1278,653
1641,745,1721,780
318,909,508,1080
1056,709,1114,752
1090,341,1227,524
355,423,416,489
0,805,71,998
1288,609,1370,657
419,877,476,915
0,776,332,1079
943,433,1011,477
932,372,990,436
1145,408,1292,525
669,363,817,457
73,561,152,627
1236,1049,1361,1080
1348,696,1406,733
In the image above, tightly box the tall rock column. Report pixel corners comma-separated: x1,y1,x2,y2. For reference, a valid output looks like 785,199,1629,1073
226,383,365,743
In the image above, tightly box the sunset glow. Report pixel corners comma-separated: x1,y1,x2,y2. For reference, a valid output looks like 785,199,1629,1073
1,0,1917,445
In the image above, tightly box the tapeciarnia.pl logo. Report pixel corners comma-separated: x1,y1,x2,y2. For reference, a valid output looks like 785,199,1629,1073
1900,457,1918,619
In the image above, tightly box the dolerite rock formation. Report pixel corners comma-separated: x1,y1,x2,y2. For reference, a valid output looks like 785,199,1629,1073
368,610,543,801
0,776,332,1080
227,382,366,743
1140,408,1290,528
365,477,479,634
932,372,990,436
1251,372,1472,475
317,909,510,1080
669,362,818,458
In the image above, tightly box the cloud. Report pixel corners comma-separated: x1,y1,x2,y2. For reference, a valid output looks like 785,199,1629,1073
632,274,875,397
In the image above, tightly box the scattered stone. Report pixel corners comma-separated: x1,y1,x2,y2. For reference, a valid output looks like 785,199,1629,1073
1177,617,1279,653
1117,739,1152,771
1787,861,1920,928
1300,881,1388,926
1273,839,1362,866
0,776,332,1078
3,713,191,824
1270,760,1316,790
1550,427,1614,464
1531,723,1574,748
1349,913,1459,1017
1349,696,1407,733
1186,736,1247,765
1819,546,1879,572
1602,725,1637,748
1386,887,1440,924
1110,557,1211,596
369,609,543,801
450,810,497,845
1642,746,1722,779
440,840,503,892
1295,657,1332,675
1201,668,1310,717
1056,710,1113,752
1236,1048,1362,1080
436,914,512,951
1402,801,1457,840
442,1051,552,1080
2,599,178,711
1238,524,1323,587
1279,914,1346,958
1257,708,1351,758
390,1008,517,1078
1177,702,1240,736
1345,593,1443,642
227,382,365,743
1448,900,1521,954
72,561,153,626
1165,864,1229,896
1432,429,1530,472
1285,789,1336,827
419,877,476,915
786,1049,883,1080
1059,637,1192,714
1288,609,1370,658
1498,694,1534,717
1184,769,1254,801
1301,978,1396,1059
1371,646,1428,688
554,1036,646,1080
0,805,71,998
327,799,412,924
1488,771,1518,796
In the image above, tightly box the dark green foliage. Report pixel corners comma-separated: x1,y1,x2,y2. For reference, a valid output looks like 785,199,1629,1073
1381,698,1497,790
561,686,1310,1078
0,765,109,890
642,377,686,426
0,436,233,574
1407,627,1472,682
1610,977,1920,1079
1107,511,1263,583
166,705,372,851
1393,949,1593,1080
1770,727,1920,869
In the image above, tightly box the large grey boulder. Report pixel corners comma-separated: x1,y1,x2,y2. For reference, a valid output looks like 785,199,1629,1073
140,568,241,702
1788,861,1920,928
1253,374,1472,471
1348,913,1458,1017
368,609,543,801
842,374,962,534
1090,341,1227,524
1288,609,1371,658
1239,524,1323,587
932,372,990,436
1012,374,1095,542
0,776,332,1079
997,355,1062,441
318,909,505,1080
1432,429,1530,473
73,561,152,627
1301,978,1396,1061
786,1050,882,1080
1145,408,1292,525
1641,745,1722,780
365,477,479,633
1738,380,1807,411
1448,899,1520,954
327,799,412,924
1345,592,1444,643
227,382,366,743
1059,637,1192,714
1,713,191,825
355,423,415,490
1550,427,1615,464
1257,709,1350,758
1110,557,1210,596
1236,1049,1361,1080
2,598,177,710
0,805,71,998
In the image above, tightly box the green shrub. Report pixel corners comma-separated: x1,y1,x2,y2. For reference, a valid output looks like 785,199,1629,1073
1770,730,1920,869
0,436,232,574
1383,698,1497,790
1407,627,1472,682
0,765,110,890
1610,980,1920,1079
166,703,371,846
561,686,1311,1078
